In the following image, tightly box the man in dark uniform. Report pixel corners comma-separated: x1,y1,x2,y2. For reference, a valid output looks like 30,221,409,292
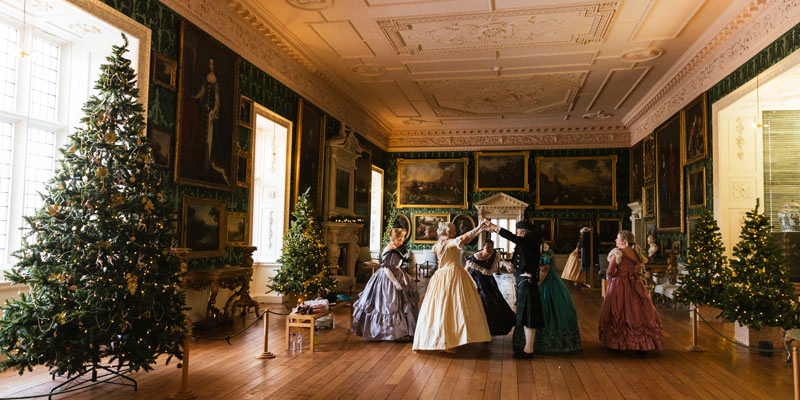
484,219,544,358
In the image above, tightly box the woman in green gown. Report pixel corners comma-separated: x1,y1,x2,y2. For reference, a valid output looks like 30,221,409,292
534,243,582,355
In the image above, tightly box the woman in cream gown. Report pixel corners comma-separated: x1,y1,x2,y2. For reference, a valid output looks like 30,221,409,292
413,221,491,351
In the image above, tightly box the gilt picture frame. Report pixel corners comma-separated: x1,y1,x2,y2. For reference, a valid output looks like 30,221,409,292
293,99,326,211
397,158,468,209
226,212,248,246
687,168,706,209
536,156,617,209
597,218,622,245
643,184,655,218
236,150,251,189
655,115,684,232
683,93,708,166
151,50,177,91
239,96,253,129
474,152,529,192
181,196,226,258
531,218,555,243
412,213,450,244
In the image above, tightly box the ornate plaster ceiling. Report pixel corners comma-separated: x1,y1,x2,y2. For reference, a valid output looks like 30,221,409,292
233,0,751,150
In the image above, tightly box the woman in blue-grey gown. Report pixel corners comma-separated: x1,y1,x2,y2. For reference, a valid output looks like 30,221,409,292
351,228,419,340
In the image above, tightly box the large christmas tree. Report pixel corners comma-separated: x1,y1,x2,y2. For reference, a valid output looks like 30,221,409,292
268,189,335,302
719,200,799,330
0,36,186,376
674,211,727,307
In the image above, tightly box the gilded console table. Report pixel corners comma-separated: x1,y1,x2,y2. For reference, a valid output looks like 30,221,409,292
185,246,259,327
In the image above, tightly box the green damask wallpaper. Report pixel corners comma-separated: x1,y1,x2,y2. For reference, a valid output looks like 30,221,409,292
384,148,630,255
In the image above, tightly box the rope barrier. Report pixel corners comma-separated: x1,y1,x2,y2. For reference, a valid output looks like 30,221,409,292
694,309,790,353
0,368,134,400
189,308,291,344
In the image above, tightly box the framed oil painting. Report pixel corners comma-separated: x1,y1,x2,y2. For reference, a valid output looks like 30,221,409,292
655,115,684,232
151,50,177,91
397,158,468,209
597,218,622,245
687,215,700,246
226,212,248,246
531,218,554,243
687,168,706,208
557,218,592,245
148,125,171,168
642,184,655,218
474,152,529,192
239,96,253,129
335,169,351,209
181,196,226,258
643,135,655,181
452,214,477,246
236,150,251,189
536,156,617,209
293,99,326,211
175,20,238,191
394,213,412,244
683,93,708,165
413,213,450,244
630,141,643,202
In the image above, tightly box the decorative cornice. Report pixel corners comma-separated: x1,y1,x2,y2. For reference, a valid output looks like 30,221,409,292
388,126,630,151
624,0,800,144
158,0,390,149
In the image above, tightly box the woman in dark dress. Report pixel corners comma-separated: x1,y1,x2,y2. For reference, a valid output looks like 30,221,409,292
465,239,516,336
352,228,419,340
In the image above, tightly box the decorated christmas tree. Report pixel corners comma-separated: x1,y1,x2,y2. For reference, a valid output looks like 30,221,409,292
719,199,799,330
0,36,186,376
674,211,727,307
382,204,399,248
268,188,335,303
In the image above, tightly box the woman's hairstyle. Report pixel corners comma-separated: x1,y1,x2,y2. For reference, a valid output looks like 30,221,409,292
619,230,648,264
484,238,494,245
389,228,406,241
437,222,455,238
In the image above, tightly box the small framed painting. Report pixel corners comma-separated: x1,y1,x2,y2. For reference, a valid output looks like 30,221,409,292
531,218,554,243
687,168,706,209
181,196,226,258
148,125,172,168
642,185,655,218
452,214,477,246
227,212,248,246
557,218,593,245
597,218,622,245
412,213,450,244
151,50,177,91
239,96,253,129
682,93,708,165
236,150,251,189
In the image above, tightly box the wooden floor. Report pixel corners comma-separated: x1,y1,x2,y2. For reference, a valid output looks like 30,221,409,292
0,285,794,399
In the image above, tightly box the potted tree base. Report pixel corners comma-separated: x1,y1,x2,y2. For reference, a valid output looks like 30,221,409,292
734,321,784,351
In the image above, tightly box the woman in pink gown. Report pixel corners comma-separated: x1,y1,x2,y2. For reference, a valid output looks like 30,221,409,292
598,230,664,352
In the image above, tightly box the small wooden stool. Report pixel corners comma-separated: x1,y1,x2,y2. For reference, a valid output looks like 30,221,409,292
286,309,333,352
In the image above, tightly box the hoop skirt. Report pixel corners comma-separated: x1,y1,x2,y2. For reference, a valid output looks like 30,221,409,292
413,239,491,350
466,252,515,336
598,249,664,351
351,248,419,340
561,249,581,282
534,251,582,354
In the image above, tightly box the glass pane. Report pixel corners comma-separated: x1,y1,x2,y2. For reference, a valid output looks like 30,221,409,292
29,37,60,121
369,169,383,252
0,121,12,254
0,24,17,111
22,128,55,232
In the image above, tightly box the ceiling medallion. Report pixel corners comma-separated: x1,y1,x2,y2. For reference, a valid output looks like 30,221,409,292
351,64,386,76
69,23,101,36
402,118,424,125
285,0,333,11
620,47,663,63
582,110,613,119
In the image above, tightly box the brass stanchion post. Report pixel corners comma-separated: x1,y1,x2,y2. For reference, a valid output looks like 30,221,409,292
256,311,275,359
793,345,799,400
688,303,706,352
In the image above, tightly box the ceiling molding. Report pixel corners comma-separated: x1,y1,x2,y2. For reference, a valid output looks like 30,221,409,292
158,0,391,149
624,0,800,144
387,125,630,151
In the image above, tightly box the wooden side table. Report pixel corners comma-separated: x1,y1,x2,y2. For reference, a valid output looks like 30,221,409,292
286,309,333,352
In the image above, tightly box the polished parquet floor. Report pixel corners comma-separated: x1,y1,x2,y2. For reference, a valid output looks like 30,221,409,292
0,284,793,399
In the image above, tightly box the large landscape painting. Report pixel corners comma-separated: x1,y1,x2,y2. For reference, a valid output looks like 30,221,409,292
397,158,468,208
536,156,617,209
475,152,528,191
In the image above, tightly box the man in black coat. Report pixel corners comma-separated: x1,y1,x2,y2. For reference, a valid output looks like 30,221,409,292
484,219,544,358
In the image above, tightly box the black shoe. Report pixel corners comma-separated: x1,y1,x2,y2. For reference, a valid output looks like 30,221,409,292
513,351,534,359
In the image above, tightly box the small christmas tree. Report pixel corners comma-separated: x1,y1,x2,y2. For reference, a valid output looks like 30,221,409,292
268,188,335,302
0,36,186,377
674,211,727,307
719,199,799,330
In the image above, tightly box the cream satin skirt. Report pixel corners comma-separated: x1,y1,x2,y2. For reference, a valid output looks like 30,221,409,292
412,265,491,350
561,250,582,282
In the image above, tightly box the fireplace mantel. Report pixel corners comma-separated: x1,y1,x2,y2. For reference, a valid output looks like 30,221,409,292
322,222,364,279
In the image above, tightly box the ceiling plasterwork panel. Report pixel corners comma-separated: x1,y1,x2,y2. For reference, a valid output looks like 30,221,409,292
418,72,585,117
377,3,617,55
285,0,334,10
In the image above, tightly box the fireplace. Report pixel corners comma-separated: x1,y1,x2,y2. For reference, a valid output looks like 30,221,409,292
336,244,348,272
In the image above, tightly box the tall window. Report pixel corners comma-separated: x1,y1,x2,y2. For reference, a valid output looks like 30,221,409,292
252,110,291,263
0,5,138,272
490,218,518,255
369,167,383,252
